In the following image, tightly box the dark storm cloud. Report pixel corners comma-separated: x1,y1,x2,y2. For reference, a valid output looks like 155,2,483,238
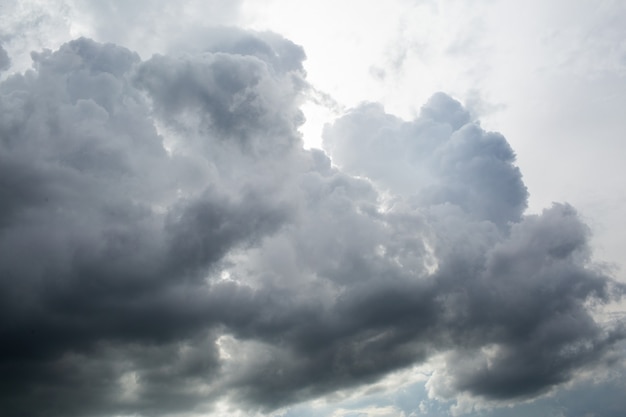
0,30,623,417
426,204,624,401
0,33,304,417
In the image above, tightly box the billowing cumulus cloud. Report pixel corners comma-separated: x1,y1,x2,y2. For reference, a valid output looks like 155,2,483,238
323,93,528,229
0,29,624,417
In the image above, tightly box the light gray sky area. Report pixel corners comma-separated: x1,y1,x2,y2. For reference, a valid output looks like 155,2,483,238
0,1,625,417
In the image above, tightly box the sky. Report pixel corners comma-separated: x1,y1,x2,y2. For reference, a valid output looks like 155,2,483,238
0,1,625,417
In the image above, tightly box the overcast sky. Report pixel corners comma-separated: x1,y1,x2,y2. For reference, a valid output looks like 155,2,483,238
1,1,625,417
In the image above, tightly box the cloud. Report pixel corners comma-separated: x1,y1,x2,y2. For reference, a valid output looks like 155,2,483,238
0,30,623,417
323,93,527,229
0,32,305,417
322,99,624,405
70,0,243,50
0,45,9,72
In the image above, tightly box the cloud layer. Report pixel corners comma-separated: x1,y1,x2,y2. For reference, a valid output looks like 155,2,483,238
0,31,623,417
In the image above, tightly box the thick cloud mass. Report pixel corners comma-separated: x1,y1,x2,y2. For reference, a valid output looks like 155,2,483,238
0,31,623,417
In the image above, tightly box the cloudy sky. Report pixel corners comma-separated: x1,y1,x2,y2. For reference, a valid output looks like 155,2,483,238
1,1,625,417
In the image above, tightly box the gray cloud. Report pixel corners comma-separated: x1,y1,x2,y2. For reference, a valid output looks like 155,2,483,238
0,30,623,417
0,33,304,416
323,93,528,229
73,0,244,57
0,45,9,71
